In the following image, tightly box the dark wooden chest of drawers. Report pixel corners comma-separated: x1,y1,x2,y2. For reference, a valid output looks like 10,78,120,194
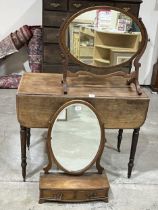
42,0,143,73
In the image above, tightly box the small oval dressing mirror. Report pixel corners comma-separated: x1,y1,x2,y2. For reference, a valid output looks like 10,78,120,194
62,7,143,68
46,101,105,174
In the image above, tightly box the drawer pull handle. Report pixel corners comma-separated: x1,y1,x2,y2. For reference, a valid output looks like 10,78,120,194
52,193,63,200
73,3,82,8
50,3,60,8
87,192,97,199
87,192,105,200
123,7,130,12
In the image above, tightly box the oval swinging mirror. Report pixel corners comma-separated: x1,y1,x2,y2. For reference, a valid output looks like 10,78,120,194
60,6,146,71
45,100,105,175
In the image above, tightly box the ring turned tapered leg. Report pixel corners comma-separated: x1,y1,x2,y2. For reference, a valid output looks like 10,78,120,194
20,126,27,181
117,129,123,152
128,128,140,178
26,128,31,150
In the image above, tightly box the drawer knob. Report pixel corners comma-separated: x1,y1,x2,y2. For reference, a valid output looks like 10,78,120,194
73,3,82,8
123,7,130,12
50,3,60,8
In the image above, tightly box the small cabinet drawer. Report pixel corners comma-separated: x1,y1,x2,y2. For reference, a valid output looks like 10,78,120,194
44,44,62,64
43,0,68,11
91,2,114,7
43,27,59,43
43,11,67,27
42,190,75,201
41,189,107,202
77,190,107,201
114,3,139,17
69,1,114,12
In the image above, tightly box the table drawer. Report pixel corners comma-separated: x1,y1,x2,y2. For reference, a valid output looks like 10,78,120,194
114,3,139,17
41,189,107,202
43,0,68,11
44,44,62,64
69,0,114,12
43,27,59,43
43,11,67,27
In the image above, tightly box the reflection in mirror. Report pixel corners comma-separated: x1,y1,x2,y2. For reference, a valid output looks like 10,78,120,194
51,103,101,172
68,9,141,67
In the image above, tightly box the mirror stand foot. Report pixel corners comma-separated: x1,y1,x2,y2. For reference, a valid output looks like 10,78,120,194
43,166,50,174
135,80,142,95
96,161,104,174
63,81,68,94
96,150,104,174
127,78,142,95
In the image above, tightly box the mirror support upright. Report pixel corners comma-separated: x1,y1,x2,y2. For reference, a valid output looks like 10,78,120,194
127,18,148,95
59,21,69,94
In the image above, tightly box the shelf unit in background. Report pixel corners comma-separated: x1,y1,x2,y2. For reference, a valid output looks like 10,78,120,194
93,31,141,67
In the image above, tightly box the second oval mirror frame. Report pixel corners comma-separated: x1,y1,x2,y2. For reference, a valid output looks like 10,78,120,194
59,6,148,95
44,100,105,175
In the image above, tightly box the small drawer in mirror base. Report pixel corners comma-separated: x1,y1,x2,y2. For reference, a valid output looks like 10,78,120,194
39,173,109,203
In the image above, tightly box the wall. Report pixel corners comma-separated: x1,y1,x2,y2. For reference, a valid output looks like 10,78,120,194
0,0,42,40
0,0,158,85
0,0,42,76
139,0,158,84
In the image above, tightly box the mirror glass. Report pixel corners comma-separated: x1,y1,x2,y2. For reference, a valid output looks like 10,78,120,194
67,9,142,67
51,103,101,172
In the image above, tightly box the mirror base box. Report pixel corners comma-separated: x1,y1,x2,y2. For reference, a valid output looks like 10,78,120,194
39,173,110,203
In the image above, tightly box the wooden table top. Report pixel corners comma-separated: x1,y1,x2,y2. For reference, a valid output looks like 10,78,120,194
16,73,149,129
18,73,148,99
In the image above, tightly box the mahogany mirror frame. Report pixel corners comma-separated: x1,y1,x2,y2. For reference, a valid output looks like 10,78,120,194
44,100,105,176
59,6,148,95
